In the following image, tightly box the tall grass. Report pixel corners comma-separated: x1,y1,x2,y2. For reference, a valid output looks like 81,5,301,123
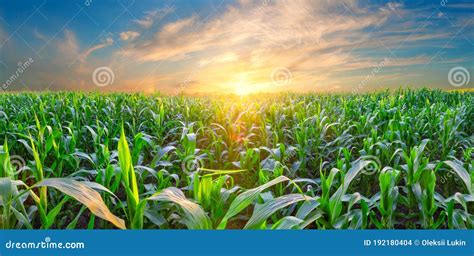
0,89,472,229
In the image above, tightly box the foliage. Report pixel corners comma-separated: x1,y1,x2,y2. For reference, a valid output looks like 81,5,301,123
0,89,472,229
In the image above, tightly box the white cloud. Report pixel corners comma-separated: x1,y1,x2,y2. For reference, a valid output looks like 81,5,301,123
56,30,80,61
122,1,395,63
120,31,140,41
386,2,404,11
80,37,114,61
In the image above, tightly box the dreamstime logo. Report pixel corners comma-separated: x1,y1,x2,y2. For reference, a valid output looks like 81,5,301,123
3,155,26,175
181,155,204,175
353,58,389,94
271,67,292,87
448,66,470,87
440,0,449,7
361,156,381,176
92,66,114,87
5,236,85,250
439,169,454,184
1,58,34,91
177,58,216,94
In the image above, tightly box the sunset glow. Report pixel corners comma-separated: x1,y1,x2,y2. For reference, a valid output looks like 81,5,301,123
0,1,473,93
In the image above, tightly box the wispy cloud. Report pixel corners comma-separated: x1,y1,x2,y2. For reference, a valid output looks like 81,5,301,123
134,6,174,29
56,30,80,61
122,1,391,62
80,37,114,62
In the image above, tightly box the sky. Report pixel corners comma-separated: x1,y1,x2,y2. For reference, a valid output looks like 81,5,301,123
0,0,473,94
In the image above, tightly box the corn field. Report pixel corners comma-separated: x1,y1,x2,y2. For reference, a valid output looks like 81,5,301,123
0,89,472,229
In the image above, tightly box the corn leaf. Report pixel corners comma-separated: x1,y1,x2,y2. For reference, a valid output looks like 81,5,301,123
245,194,310,229
218,176,290,229
444,160,472,195
147,187,211,229
33,178,125,229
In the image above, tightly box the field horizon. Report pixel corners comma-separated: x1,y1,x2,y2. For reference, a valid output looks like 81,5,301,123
1,86,473,97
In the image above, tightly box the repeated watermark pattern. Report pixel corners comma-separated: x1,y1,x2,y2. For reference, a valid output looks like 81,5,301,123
3,155,27,175
1,58,34,91
92,66,114,87
181,155,204,175
361,156,382,176
84,0,93,7
439,169,456,184
448,66,470,88
440,0,449,7
353,58,390,94
271,67,292,87
178,58,216,94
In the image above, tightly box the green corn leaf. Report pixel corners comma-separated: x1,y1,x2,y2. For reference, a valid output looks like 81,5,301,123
444,160,472,195
43,196,69,229
147,187,211,230
118,126,139,204
271,216,304,230
0,178,12,206
10,207,33,229
217,176,290,229
327,160,372,224
33,178,125,229
245,193,311,229
295,198,320,219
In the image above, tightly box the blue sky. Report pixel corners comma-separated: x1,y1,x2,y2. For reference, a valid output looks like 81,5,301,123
0,0,472,94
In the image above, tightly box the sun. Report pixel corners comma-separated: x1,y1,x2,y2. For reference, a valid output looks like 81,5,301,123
235,86,252,96
233,75,252,96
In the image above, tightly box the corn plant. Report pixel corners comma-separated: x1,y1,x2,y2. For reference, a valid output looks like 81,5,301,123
371,167,400,229
0,89,472,229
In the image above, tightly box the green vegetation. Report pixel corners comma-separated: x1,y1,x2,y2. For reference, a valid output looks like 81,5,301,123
0,89,472,229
